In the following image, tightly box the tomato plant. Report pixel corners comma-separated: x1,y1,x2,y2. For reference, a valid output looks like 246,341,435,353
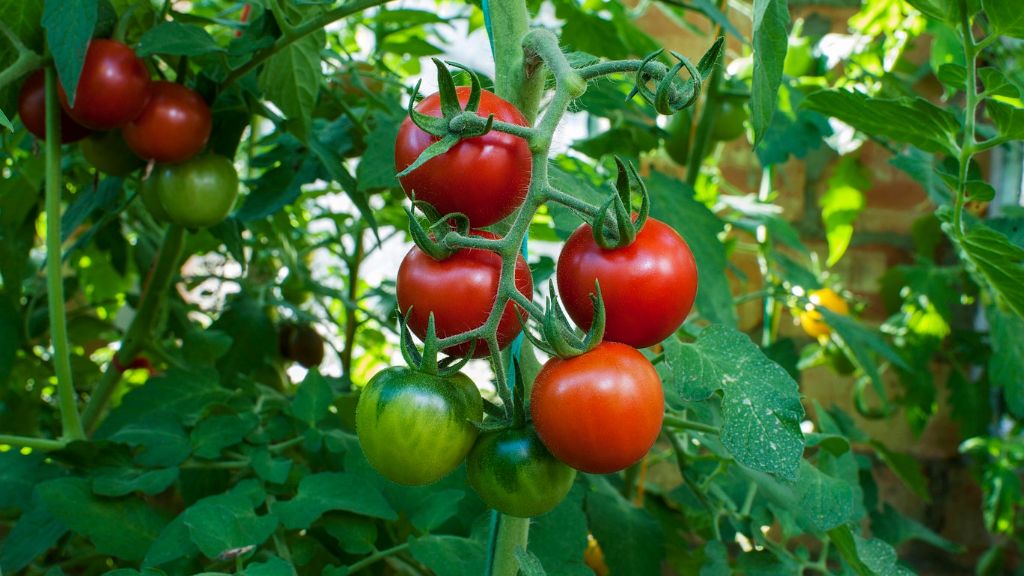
466,425,576,518
58,39,150,130
80,130,144,175
356,366,483,485
122,81,212,163
145,154,239,228
799,288,849,339
17,70,91,142
395,87,531,227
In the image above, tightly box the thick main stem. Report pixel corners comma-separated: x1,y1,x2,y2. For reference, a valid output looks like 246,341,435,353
45,69,85,442
490,516,530,576
953,1,978,238
488,0,544,122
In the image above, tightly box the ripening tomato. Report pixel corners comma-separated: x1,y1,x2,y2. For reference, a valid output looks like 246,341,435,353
466,426,576,518
799,288,849,339
397,232,533,358
17,70,92,143
584,534,609,576
356,366,483,485
395,87,531,227
148,154,239,228
59,39,150,130
278,323,325,368
557,217,697,349
123,81,212,163
80,130,144,175
531,342,664,474
711,97,747,142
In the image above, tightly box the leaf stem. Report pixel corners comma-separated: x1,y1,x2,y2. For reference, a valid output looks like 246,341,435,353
45,68,85,442
347,543,411,574
0,434,66,451
0,21,47,93
953,0,979,239
663,415,720,434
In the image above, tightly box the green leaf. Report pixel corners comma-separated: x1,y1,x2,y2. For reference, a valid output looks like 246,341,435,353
821,310,912,405
321,513,379,555
0,451,63,511
307,118,379,237
257,7,323,140
986,100,1024,139
109,412,191,467
145,513,197,566
37,477,166,561
803,89,960,155
827,526,873,576
0,107,12,131
750,0,790,144
91,467,179,497
530,485,590,575
61,177,122,243
958,223,1024,320
181,485,278,560
820,157,867,266
409,535,487,576
849,534,915,575
357,112,403,191
42,0,98,108
661,326,805,479
647,172,737,327
700,540,729,576
407,489,466,532
514,548,547,576
906,0,959,22
0,496,68,573
136,22,225,57
243,556,296,576
272,472,397,529
870,503,962,553
290,369,333,426
983,0,1024,38
870,441,930,501
251,447,293,484
98,366,230,433
191,413,258,459
979,68,1020,98
586,477,663,576
987,306,1024,418
747,460,862,533
755,85,831,166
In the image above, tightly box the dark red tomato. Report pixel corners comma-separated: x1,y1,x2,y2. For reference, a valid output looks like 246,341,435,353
59,39,150,130
557,217,697,349
394,87,531,227
531,342,664,474
17,70,92,143
278,323,325,368
123,81,211,163
396,232,533,358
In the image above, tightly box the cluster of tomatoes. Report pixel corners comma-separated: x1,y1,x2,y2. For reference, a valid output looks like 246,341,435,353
17,38,237,229
356,87,699,518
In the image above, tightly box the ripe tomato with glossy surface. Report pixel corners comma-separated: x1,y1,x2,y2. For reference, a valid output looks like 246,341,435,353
123,81,212,163
60,39,150,130
397,233,533,358
80,130,144,175
394,87,531,227
17,71,92,143
467,426,576,517
799,288,849,339
531,342,664,474
149,154,239,229
557,217,697,349
356,367,483,485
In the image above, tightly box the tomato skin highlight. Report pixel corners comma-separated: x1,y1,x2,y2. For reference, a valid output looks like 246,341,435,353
149,154,239,229
531,342,664,474
17,71,92,143
396,233,533,358
467,426,576,518
59,39,151,130
394,87,531,227
799,288,849,339
80,130,144,175
557,217,697,349
123,81,212,163
356,367,483,485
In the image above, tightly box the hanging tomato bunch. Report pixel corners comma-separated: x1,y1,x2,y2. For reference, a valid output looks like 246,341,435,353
356,42,714,517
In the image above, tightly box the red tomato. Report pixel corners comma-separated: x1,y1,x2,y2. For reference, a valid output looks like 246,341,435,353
17,70,92,143
530,342,664,474
123,81,212,163
557,217,697,349
59,39,150,130
396,232,533,358
394,87,531,227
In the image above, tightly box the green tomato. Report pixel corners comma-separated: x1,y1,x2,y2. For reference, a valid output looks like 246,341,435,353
663,108,692,166
784,37,816,78
80,130,144,176
139,172,170,222
711,97,747,142
151,154,239,229
356,366,483,485
467,426,576,518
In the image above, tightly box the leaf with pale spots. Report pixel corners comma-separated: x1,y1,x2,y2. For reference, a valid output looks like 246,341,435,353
660,325,805,479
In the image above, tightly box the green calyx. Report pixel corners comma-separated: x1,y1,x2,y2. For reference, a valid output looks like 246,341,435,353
396,59,495,179
628,38,723,115
399,310,476,377
405,197,470,260
521,283,606,359
592,157,650,250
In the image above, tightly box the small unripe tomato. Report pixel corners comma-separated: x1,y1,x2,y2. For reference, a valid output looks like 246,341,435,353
662,108,692,166
17,70,92,143
59,39,151,130
80,130,144,175
799,288,849,339
711,97,747,142
150,154,239,229
123,81,212,163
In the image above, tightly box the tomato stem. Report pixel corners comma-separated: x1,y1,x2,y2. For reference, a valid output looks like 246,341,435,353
0,434,66,452
44,68,86,443
0,21,47,94
489,515,530,576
